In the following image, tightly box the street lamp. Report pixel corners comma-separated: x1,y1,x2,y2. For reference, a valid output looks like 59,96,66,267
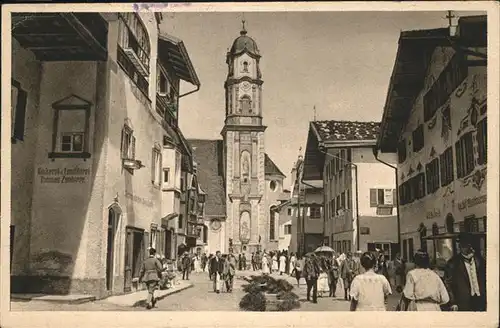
318,146,360,252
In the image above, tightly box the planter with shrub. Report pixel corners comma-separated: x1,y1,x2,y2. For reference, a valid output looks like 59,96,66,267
239,275,301,312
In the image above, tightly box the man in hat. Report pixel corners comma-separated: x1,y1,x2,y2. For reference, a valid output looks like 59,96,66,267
139,247,163,309
181,252,192,280
340,252,358,301
444,233,486,311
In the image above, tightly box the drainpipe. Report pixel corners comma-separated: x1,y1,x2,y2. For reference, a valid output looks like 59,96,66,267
372,146,401,253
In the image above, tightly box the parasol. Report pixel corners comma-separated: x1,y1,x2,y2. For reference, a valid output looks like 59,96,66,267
314,245,334,253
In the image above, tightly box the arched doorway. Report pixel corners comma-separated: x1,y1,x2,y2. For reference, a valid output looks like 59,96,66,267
106,205,121,291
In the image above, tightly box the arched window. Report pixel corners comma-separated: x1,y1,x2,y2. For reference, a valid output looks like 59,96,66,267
243,61,249,72
270,180,278,192
269,206,278,241
240,95,252,114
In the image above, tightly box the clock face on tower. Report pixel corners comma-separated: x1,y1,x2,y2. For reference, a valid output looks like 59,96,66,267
241,82,251,92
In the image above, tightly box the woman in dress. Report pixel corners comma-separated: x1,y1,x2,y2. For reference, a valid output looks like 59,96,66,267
289,252,297,275
272,253,279,273
292,255,303,286
194,254,202,273
399,250,449,311
261,252,270,275
279,252,287,275
317,256,330,297
349,252,392,311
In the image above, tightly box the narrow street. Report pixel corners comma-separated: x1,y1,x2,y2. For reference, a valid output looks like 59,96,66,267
11,270,400,311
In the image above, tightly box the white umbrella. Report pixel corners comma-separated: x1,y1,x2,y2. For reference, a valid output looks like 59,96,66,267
315,246,334,253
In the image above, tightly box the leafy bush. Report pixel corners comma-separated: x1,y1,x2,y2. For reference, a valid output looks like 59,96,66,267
239,275,300,311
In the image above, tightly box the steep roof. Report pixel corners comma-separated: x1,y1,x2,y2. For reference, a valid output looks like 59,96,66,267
188,139,226,218
311,120,380,142
265,153,286,178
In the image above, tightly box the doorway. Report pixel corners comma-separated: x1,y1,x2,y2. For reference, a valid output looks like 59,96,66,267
105,207,120,291
124,227,146,292
164,229,172,259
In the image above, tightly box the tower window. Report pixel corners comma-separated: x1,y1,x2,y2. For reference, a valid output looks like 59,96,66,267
243,61,249,72
240,95,252,114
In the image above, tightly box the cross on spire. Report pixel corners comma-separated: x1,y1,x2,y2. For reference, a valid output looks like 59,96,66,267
313,105,317,121
240,18,247,35
445,10,455,27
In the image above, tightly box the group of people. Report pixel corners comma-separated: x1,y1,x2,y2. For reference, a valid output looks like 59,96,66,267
251,250,298,275
207,251,238,293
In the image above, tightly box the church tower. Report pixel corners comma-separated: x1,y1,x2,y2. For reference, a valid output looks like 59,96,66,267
221,21,267,254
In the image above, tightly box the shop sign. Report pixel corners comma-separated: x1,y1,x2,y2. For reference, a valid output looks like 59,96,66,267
124,192,154,208
38,166,90,184
457,195,487,212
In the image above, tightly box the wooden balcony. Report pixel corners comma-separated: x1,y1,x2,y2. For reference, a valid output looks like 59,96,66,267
12,13,108,61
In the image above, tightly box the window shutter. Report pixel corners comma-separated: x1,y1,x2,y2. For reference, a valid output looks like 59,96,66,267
151,149,156,182
369,189,377,207
131,136,136,160
347,189,351,209
306,207,310,217
320,207,323,217
13,89,27,141
393,189,397,207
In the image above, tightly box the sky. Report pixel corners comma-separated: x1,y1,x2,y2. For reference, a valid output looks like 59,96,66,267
161,10,481,187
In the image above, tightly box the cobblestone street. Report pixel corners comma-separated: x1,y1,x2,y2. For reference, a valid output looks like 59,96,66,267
11,270,401,311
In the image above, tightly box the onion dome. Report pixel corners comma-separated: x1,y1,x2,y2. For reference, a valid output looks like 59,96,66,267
229,21,260,56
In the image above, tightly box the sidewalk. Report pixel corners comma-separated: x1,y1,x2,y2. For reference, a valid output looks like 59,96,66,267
103,280,193,308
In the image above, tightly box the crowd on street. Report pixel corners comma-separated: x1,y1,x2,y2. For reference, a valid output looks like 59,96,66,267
136,232,485,312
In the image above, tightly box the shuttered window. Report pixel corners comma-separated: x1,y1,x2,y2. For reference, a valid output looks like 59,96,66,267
476,117,487,166
426,157,440,194
370,189,395,207
456,133,474,178
440,147,454,186
412,125,424,153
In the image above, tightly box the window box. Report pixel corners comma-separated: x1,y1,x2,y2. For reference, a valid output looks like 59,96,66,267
123,158,144,170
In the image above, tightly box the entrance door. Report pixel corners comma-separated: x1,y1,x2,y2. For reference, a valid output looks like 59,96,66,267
164,229,172,259
106,208,119,291
124,229,134,292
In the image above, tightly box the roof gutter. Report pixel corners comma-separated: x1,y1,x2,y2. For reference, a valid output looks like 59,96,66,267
179,83,200,98
372,146,401,251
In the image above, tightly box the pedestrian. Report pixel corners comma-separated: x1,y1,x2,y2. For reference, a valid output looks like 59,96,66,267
251,252,256,271
444,233,486,311
377,251,390,282
201,253,208,273
209,251,225,294
238,254,242,271
289,252,297,275
398,250,449,311
292,255,303,287
225,252,237,292
340,252,360,301
349,252,392,311
393,253,406,293
317,256,330,298
303,253,321,303
207,254,213,278
328,255,340,298
241,253,247,271
272,252,279,273
138,247,163,310
194,253,202,273
279,252,286,275
181,252,192,280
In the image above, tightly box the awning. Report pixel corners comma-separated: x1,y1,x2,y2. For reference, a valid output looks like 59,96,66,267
158,32,200,86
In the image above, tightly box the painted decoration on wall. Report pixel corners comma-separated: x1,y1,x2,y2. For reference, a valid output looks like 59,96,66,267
211,219,222,231
462,167,487,191
416,162,422,172
457,97,486,136
427,115,437,130
400,171,405,180
408,165,414,176
239,211,251,243
429,147,437,158
455,81,468,98
441,104,451,142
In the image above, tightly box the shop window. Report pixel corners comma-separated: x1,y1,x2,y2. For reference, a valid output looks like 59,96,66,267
11,79,28,143
456,132,474,178
476,117,487,165
397,140,407,163
412,125,424,153
440,147,454,186
425,158,440,194
49,95,91,159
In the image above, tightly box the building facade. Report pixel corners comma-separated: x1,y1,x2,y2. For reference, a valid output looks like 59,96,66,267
189,24,286,256
291,155,325,254
10,12,200,298
376,16,487,266
303,121,399,257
